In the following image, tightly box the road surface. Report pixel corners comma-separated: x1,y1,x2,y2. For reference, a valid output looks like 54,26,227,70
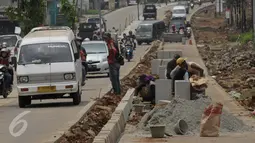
0,3,176,143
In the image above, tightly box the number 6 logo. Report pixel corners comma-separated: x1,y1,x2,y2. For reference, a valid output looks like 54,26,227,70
9,111,31,137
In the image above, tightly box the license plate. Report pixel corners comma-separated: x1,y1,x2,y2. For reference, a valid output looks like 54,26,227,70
38,86,56,93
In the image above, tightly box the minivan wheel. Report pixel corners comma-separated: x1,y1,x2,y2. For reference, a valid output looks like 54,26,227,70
71,88,81,105
19,96,31,108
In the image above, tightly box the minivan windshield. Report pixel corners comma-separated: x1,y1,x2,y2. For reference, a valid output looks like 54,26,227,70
82,43,107,54
88,18,100,24
0,36,17,47
137,24,152,33
18,43,72,65
173,9,186,14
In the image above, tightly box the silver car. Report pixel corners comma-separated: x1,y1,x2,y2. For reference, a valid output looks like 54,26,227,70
81,41,109,76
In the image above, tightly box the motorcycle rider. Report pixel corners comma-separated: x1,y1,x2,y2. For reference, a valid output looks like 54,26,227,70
186,21,191,28
179,24,185,33
121,33,127,43
171,24,176,33
92,31,100,40
0,48,12,89
127,31,136,50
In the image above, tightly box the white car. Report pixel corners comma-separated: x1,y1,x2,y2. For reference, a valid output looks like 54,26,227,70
81,41,109,76
172,6,187,19
16,26,83,108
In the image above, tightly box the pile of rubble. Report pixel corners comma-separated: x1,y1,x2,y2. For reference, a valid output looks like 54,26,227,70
147,97,254,135
192,6,255,109
56,41,161,143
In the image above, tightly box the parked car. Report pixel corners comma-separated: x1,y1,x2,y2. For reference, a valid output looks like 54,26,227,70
15,26,83,108
177,1,190,14
81,41,109,76
143,4,157,20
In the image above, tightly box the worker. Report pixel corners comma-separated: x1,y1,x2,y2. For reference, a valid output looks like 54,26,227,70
134,74,155,104
187,61,204,77
170,58,189,96
166,54,181,79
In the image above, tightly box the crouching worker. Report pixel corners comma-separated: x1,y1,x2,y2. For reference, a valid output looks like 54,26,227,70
134,74,155,104
170,58,189,96
187,61,204,77
166,54,181,79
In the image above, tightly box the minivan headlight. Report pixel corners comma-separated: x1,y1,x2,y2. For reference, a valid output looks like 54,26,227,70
19,76,29,83
64,73,75,80
102,57,107,62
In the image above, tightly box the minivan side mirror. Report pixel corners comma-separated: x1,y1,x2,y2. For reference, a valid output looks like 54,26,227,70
11,57,17,71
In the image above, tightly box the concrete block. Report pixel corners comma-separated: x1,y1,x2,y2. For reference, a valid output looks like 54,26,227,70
175,80,191,100
169,50,183,59
114,102,129,122
151,59,162,74
157,50,164,59
162,59,171,66
155,79,172,104
122,88,134,111
93,138,106,143
109,113,125,132
163,50,171,59
101,122,115,132
158,66,166,79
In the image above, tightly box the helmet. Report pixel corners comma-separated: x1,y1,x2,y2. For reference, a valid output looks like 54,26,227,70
123,33,126,36
2,42,7,48
1,48,8,53
176,58,186,65
128,30,132,35
84,38,90,41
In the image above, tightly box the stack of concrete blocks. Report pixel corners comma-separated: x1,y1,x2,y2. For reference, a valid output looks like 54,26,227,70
151,59,162,75
93,88,135,143
155,79,172,104
175,80,191,100
157,50,183,59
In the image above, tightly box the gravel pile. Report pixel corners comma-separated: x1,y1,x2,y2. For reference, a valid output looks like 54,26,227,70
147,97,253,135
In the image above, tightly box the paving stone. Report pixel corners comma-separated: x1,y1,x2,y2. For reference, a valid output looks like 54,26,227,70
175,80,191,100
155,79,172,104
158,66,166,79
169,50,183,58
157,50,164,59
151,59,162,74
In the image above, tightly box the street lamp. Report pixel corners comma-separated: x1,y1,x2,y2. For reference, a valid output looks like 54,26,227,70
137,0,140,20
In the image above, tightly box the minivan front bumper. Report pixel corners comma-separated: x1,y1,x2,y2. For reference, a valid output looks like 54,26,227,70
17,81,79,96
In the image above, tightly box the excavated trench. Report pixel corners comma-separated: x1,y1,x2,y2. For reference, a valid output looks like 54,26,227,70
56,41,161,143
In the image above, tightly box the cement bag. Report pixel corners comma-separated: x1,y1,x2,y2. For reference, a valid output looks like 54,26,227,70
200,102,223,137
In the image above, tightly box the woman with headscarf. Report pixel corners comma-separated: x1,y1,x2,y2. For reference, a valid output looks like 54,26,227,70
134,74,155,104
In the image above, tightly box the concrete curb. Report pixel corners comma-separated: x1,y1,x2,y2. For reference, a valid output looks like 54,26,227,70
93,41,163,143
93,88,135,143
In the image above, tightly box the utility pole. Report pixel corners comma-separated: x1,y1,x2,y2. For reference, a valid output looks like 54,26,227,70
137,0,140,20
253,0,255,47
98,0,102,38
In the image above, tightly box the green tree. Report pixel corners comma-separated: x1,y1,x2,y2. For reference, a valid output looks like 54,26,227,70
5,0,46,35
59,0,77,29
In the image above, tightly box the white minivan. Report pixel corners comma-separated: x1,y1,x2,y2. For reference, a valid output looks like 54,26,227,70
172,6,187,19
15,26,83,108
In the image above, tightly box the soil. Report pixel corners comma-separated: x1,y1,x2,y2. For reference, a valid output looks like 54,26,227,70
191,6,255,110
55,41,161,143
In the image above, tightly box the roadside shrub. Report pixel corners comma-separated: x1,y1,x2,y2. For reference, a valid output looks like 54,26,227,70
228,34,239,42
85,9,99,15
240,31,253,45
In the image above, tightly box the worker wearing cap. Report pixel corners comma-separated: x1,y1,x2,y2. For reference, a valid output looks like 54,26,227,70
170,57,189,96
166,54,181,79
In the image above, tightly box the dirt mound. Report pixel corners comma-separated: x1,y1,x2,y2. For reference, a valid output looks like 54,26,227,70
192,6,255,109
56,41,161,143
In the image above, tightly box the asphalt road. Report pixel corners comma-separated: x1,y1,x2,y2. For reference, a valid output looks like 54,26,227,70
0,3,176,143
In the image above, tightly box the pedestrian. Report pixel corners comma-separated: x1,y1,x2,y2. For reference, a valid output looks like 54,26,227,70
166,54,181,79
103,33,121,95
134,74,155,104
170,57,189,96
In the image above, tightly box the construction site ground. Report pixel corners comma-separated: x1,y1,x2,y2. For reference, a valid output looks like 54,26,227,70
118,5,255,143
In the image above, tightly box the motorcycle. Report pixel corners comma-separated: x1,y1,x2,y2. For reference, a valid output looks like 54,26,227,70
125,44,133,62
190,3,194,9
186,27,191,38
0,65,11,98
